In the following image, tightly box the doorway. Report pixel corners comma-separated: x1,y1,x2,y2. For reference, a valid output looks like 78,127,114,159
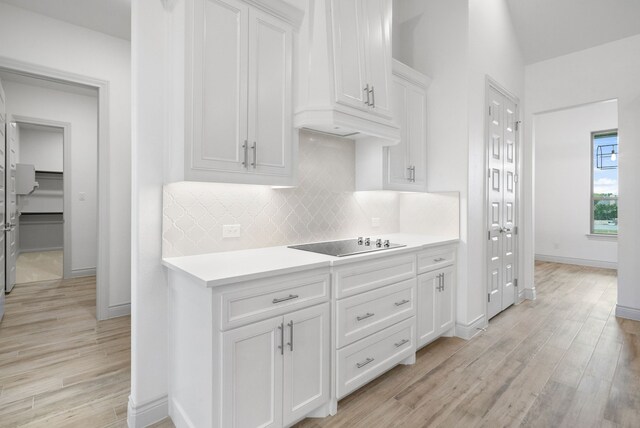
486,79,520,320
0,68,104,318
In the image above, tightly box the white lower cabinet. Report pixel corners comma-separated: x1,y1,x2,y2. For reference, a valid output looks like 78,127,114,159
222,303,330,428
417,265,455,348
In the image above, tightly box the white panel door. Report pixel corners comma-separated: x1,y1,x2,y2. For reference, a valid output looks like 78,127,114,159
330,0,368,111
191,0,249,173
222,315,283,428
0,78,5,319
247,8,292,177
5,116,17,293
361,0,393,119
416,271,437,347
437,266,455,334
282,303,330,426
486,86,518,320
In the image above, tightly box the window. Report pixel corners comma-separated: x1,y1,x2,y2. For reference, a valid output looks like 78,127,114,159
591,130,618,235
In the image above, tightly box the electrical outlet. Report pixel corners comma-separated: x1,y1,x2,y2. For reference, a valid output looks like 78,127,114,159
371,217,381,227
222,224,241,238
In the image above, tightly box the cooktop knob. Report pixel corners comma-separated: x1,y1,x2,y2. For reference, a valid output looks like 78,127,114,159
376,239,382,248
364,237,371,246
357,237,363,245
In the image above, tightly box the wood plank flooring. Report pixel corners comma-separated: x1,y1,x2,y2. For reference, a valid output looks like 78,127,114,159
295,262,640,428
1,262,638,427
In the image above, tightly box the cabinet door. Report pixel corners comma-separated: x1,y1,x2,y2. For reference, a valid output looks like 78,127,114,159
362,0,393,119
386,78,410,186
437,266,455,334
330,0,368,111
416,272,438,348
406,84,427,188
222,316,283,428
247,9,292,177
189,0,249,173
282,303,330,426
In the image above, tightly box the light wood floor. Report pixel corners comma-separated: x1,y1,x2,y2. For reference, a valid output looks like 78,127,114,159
16,251,63,284
295,262,640,428
2,263,638,427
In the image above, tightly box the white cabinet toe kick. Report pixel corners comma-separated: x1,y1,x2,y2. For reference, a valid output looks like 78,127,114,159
166,241,457,427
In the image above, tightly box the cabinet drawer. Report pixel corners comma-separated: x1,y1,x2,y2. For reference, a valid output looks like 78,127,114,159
334,254,416,299
336,317,415,399
336,278,415,348
417,247,455,274
219,272,330,330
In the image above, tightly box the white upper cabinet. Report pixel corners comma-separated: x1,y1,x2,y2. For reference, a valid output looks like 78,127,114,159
356,60,431,191
185,0,303,186
295,0,398,142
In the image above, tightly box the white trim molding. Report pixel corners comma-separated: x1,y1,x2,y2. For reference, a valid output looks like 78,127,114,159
108,303,131,318
127,395,168,428
455,315,487,340
523,287,536,301
615,305,640,321
71,268,97,278
535,254,617,270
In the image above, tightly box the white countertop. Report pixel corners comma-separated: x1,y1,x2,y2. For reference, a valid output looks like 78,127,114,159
162,233,458,288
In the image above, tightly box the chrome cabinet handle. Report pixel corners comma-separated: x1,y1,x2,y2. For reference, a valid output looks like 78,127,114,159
394,299,410,307
364,84,370,106
369,86,375,108
272,294,299,304
434,257,446,262
242,140,248,168
357,312,375,322
287,320,294,352
251,142,257,168
278,323,284,355
356,357,375,368
441,274,445,291
394,339,409,348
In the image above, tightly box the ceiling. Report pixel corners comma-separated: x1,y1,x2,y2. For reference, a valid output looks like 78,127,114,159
506,0,640,64
0,0,131,41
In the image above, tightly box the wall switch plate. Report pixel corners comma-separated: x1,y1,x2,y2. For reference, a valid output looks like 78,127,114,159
79,192,86,201
371,217,381,227
223,224,241,238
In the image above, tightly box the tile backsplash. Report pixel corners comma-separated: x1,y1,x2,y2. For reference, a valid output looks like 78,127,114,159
163,130,459,258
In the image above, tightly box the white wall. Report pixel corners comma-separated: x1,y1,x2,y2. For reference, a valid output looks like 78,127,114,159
5,81,97,273
535,101,618,267
525,34,640,320
19,126,64,172
394,0,525,331
0,2,131,310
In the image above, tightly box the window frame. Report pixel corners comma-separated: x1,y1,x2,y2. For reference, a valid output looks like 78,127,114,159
590,129,619,236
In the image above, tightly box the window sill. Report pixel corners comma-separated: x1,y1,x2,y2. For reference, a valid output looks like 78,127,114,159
586,233,617,241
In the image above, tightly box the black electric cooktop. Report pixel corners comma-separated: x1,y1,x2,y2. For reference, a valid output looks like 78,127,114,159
288,238,405,257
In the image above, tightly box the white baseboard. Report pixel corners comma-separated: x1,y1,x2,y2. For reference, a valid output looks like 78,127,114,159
169,399,194,428
128,395,168,428
535,254,617,270
20,246,63,253
455,314,486,340
108,303,131,318
71,267,97,278
523,287,536,301
615,305,640,321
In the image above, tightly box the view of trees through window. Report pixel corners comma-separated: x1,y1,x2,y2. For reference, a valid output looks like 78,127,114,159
592,131,618,235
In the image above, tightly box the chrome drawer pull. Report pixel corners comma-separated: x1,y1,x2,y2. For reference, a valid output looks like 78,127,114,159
433,257,446,262
356,312,375,322
394,299,410,307
287,320,294,352
394,339,409,348
278,323,284,355
356,357,375,369
272,294,299,304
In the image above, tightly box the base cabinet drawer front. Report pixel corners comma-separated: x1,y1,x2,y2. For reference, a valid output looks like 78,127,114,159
220,272,330,330
336,317,415,399
417,247,455,274
336,278,416,348
334,254,416,299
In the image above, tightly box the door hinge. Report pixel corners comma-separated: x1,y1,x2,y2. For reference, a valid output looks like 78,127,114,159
514,279,518,288
488,168,491,178
514,173,519,183
515,120,521,131
489,106,492,116
488,293,491,303
514,226,518,235
488,231,491,240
